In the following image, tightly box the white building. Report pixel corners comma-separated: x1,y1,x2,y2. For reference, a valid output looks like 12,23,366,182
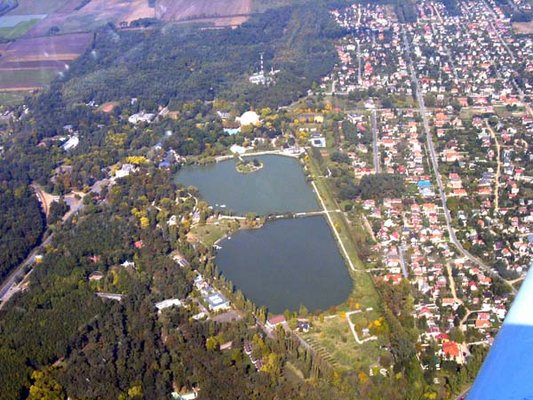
206,292,230,312
128,111,155,125
309,135,326,148
155,299,183,312
238,111,260,127
115,164,137,179
61,135,79,151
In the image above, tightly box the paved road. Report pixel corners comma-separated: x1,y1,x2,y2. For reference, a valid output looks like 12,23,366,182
0,233,55,307
400,27,510,290
356,39,362,86
0,179,107,308
479,0,532,118
371,109,380,173
399,245,408,278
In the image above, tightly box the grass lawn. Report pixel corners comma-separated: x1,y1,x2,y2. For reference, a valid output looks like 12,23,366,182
188,218,243,247
188,218,264,247
299,148,391,371
302,312,384,371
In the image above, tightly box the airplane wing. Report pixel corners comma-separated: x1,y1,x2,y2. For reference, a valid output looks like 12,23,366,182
468,267,533,400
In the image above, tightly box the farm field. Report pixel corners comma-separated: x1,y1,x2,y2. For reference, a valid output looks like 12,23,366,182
156,0,252,26
0,69,58,90
0,18,42,39
0,0,256,93
5,0,70,15
0,33,92,62
251,0,293,12
0,14,47,39
0,33,91,90
24,0,156,36
0,14,47,26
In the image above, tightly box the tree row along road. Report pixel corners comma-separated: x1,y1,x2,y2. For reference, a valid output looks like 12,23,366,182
400,27,516,293
310,180,357,272
0,179,106,308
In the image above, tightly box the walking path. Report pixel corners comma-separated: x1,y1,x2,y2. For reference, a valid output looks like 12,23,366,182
346,310,377,344
214,149,301,162
362,214,377,242
446,262,462,304
311,180,356,272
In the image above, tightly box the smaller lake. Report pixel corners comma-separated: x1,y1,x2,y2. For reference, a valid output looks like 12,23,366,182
216,216,352,313
175,155,319,216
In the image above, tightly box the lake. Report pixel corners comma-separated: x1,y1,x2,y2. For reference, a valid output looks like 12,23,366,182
216,216,352,313
175,154,319,216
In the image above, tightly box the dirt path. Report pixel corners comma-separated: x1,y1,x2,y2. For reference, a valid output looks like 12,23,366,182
446,262,461,304
362,214,377,242
32,184,58,217
346,310,377,344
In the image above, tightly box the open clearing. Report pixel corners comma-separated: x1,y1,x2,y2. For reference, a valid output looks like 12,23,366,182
513,22,533,35
302,311,384,371
156,0,252,26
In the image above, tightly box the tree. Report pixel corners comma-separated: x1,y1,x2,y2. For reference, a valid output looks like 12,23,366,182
28,368,66,400
48,199,69,225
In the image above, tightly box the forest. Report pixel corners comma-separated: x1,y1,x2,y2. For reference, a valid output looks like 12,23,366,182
0,166,356,399
0,161,45,280
30,3,342,116
0,0,446,398
333,172,406,201
0,4,318,287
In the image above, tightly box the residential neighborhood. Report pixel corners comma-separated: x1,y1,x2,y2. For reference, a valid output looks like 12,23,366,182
323,0,532,376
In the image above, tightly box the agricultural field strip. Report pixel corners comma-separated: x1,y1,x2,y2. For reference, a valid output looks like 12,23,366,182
0,14,47,27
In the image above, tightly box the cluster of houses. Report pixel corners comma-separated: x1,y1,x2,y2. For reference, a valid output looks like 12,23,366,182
329,0,531,370
243,341,264,370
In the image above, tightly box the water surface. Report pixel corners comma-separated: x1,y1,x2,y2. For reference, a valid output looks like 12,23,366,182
175,155,319,215
216,216,352,313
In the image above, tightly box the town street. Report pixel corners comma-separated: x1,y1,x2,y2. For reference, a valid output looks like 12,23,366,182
400,27,512,291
